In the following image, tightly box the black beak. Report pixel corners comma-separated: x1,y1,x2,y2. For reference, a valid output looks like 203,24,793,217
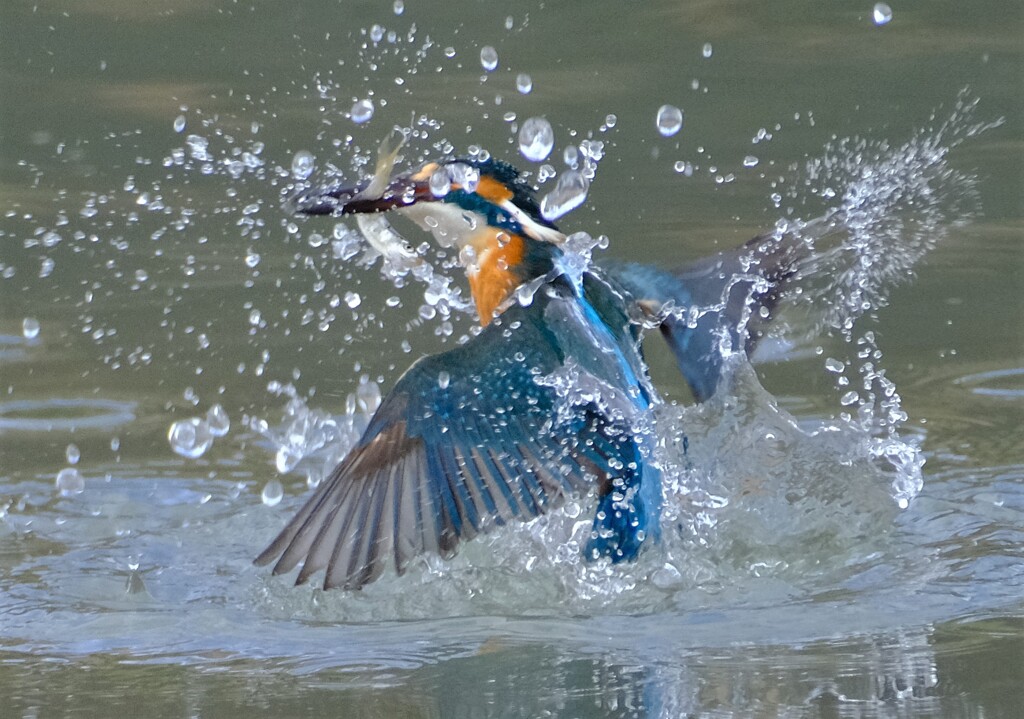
285,177,433,217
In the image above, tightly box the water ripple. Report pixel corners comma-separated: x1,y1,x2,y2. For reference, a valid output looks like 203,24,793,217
0,398,136,432
954,367,1024,399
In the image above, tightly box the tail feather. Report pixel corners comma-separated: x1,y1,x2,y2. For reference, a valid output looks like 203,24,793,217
598,230,809,402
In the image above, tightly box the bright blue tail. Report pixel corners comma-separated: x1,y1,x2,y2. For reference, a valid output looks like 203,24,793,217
597,232,804,402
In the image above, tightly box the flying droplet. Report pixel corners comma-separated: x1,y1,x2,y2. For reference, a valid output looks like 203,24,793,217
702,42,713,59
291,150,315,180
480,45,498,72
55,467,85,496
393,0,404,15
563,144,579,169
673,161,693,176
65,443,80,465
743,155,759,168
344,291,362,308
872,2,892,25
656,105,684,137
446,162,480,193
22,317,40,339
437,371,450,390
518,116,554,162
515,73,533,94
825,358,846,373
261,479,284,507
275,446,302,474
173,115,186,133
351,99,374,124
540,170,589,221
206,404,230,437
429,166,451,197
167,417,214,459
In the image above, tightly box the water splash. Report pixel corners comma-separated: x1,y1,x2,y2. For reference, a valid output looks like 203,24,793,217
259,356,913,620
250,377,381,489
767,92,1000,502
261,96,998,613
783,93,997,334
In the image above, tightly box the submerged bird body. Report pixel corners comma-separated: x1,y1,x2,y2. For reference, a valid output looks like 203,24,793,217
257,151,800,589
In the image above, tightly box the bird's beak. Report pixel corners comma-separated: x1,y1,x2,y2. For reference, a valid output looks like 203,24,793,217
285,175,433,216
285,127,438,217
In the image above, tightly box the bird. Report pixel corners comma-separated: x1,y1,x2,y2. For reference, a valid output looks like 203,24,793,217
255,148,802,590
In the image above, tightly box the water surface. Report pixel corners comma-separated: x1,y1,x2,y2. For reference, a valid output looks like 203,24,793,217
1,0,1022,716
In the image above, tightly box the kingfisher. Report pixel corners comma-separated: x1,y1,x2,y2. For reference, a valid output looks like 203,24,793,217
255,147,800,590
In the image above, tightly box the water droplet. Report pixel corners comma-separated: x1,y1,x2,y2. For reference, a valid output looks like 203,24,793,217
291,150,315,180
540,170,589,221
351,99,374,124
261,479,284,507
872,2,893,25
437,371,451,389
173,115,186,133
604,114,617,129
22,317,40,339
518,116,554,162
275,445,302,474
344,291,362,308
55,467,84,496
743,155,759,168
65,443,80,465
429,166,451,197
702,42,713,58
168,417,214,459
840,391,860,406
393,0,404,14
825,357,846,373
563,144,579,168
206,404,230,437
656,105,684,137
651,562,683,589
480,46,498,72
515,73,532,94
447,162,480,193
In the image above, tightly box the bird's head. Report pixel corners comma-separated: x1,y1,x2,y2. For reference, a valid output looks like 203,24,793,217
288,150,568,325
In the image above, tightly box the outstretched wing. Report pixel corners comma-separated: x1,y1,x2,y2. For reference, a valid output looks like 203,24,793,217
255,289,632,590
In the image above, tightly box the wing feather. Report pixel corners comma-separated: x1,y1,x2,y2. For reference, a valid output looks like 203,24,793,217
255,286,644,590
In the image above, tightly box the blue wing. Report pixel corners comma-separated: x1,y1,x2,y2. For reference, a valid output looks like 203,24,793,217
256,279,657,590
